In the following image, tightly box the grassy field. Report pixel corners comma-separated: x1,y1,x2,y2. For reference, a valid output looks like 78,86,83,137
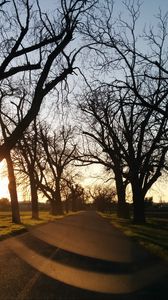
0,211,78,241
100,212,168,262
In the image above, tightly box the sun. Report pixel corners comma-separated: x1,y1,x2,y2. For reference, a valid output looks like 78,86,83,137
0,160,9,199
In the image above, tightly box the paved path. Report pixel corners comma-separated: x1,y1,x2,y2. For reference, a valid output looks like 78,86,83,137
0,211,167,299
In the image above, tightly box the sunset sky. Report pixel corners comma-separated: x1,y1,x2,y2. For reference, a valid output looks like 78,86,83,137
0,0,168,203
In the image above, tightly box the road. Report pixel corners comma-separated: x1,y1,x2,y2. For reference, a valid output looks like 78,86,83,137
0,211,167,300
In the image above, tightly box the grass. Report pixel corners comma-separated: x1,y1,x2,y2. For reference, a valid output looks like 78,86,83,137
99,212,168,262
0,211,80,241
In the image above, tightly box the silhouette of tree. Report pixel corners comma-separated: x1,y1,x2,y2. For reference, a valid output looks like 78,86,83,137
15,119,40,219
0,93,21,223
78,88,129,218
0,0,96,160
79,86,168,223
80,0,168,222
37,124,77,215
91,185,116,213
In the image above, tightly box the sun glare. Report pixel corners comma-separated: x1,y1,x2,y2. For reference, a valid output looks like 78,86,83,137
0,161,9,199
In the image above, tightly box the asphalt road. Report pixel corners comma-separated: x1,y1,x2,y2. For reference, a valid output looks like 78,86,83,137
0,211,167,300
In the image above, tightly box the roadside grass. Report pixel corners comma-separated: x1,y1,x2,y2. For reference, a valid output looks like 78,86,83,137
99,212,168,262
0,211,81,241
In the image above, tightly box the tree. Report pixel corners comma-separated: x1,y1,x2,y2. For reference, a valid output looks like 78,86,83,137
82,0,168,118
79,86,168,223
80,0,168,222
117,93,168,223
63,177,85,212
15,119,40,219
0,197,10,211
0,97,21,223
37,124,77,215
0,89,40,221
78,87,129,218
91,185,116,213
0,0,95,160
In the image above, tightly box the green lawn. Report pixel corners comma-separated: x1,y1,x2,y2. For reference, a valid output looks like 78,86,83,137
0,211,78,241
100,212,168,261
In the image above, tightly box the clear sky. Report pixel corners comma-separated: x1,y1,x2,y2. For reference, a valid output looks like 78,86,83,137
40,0,168,20
108,0,168,39
141,0,168,17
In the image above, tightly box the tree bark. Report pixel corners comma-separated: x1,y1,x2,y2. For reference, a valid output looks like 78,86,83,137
131,175,146,224
29,169,39,219
114,168,130,219
6,153,21,224
50,198,63,215
50,199,58,215
72,193,77,212
50,179,63,215
65,198,69,214
56,178,63,214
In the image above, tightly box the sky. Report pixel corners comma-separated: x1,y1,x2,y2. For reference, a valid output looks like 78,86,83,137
0,0,168,203
38,0,168,33
40,0,168,20
39,0,168,203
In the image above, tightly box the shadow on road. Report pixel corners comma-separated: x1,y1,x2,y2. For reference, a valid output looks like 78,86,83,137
1,211,168,300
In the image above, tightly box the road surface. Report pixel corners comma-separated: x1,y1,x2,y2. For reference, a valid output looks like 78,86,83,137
0,211,167,299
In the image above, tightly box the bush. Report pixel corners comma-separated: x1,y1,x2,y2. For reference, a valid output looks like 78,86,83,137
0,198,10,211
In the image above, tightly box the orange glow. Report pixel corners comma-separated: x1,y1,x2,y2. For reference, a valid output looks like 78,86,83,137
0,161,9,199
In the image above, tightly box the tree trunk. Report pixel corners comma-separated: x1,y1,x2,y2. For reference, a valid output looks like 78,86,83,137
50,198,63,215
115,169,130,219
131,176,146,224
6,153,21,224
50,199,58,215
29,170,39,219
72,194,77,212
50,179,63,215
65,198,69,214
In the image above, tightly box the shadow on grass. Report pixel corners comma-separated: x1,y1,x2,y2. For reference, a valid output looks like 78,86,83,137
0,227,28,241
100,212,168,261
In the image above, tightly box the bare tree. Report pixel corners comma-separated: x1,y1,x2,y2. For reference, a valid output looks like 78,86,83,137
15,119,40,219
62,176,85,212
78,88,129,218
0,93,21,223
0,87,41,221
117,94,168,223
37,124,77,215
79,86,168,223
82,0,168,117
0,0,96,160
91,184,117,213
78,0,168,222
